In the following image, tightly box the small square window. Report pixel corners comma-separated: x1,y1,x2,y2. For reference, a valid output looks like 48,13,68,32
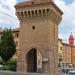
15,33,19,38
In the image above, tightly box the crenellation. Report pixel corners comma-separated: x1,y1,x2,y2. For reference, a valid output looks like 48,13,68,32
16,8,52,18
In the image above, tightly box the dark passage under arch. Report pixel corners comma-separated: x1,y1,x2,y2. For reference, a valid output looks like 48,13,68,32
26,48,37,72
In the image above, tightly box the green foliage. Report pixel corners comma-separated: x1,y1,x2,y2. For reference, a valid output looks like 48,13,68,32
9,59,16,65
0,59,17,71
0,29,16,61
1,65,11,70
7,59,17,71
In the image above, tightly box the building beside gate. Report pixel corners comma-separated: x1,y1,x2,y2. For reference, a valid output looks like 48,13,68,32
58,34,75,70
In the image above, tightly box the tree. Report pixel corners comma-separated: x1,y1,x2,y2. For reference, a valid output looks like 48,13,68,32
0,29,16,62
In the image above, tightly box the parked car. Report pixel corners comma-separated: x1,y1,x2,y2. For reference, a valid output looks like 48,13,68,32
60,68,74,74
68,69,75,74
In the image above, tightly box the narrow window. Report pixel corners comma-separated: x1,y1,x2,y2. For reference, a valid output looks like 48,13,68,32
31,11,34,16
47,9,50,15
21,12,23,17
43,9,45,15
28,11,31,17
35,10,38,16
24,11,27,17
39,10,41,15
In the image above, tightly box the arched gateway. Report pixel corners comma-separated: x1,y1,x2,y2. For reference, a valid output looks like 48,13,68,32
26,48,42,72
15,0,63,74
26,48,37,72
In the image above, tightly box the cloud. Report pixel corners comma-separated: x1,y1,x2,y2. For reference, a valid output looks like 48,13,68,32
54,0,75,44
0,0,75,44
0,0,19,29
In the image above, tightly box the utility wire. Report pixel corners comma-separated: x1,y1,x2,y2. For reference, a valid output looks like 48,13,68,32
0,10,19,22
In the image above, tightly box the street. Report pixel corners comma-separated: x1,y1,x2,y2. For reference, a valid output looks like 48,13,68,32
0,71,69,75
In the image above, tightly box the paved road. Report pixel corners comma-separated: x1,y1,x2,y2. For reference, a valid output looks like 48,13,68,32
0,72,49,75
0,72,50,75
0,71,69,75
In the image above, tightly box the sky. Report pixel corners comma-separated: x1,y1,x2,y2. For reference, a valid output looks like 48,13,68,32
0,0,75,44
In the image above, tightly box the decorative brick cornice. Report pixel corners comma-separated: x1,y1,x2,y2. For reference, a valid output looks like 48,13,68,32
16,8,50,18
16,8,62,25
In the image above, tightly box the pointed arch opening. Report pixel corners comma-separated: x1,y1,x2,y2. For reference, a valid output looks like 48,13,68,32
26,48,43,72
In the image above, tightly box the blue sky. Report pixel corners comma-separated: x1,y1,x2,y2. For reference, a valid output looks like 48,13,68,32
65,0,74,4
0,0,75,44
17,0,26,2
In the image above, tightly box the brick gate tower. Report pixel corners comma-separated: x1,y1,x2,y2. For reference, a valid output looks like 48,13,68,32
15,0,63,74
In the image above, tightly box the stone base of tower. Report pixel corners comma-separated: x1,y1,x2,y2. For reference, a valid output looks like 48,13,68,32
17,62,58,75
16,45,58,75
17,61,26,72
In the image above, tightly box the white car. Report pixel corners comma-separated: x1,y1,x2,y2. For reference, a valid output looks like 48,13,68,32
68,69,75,74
